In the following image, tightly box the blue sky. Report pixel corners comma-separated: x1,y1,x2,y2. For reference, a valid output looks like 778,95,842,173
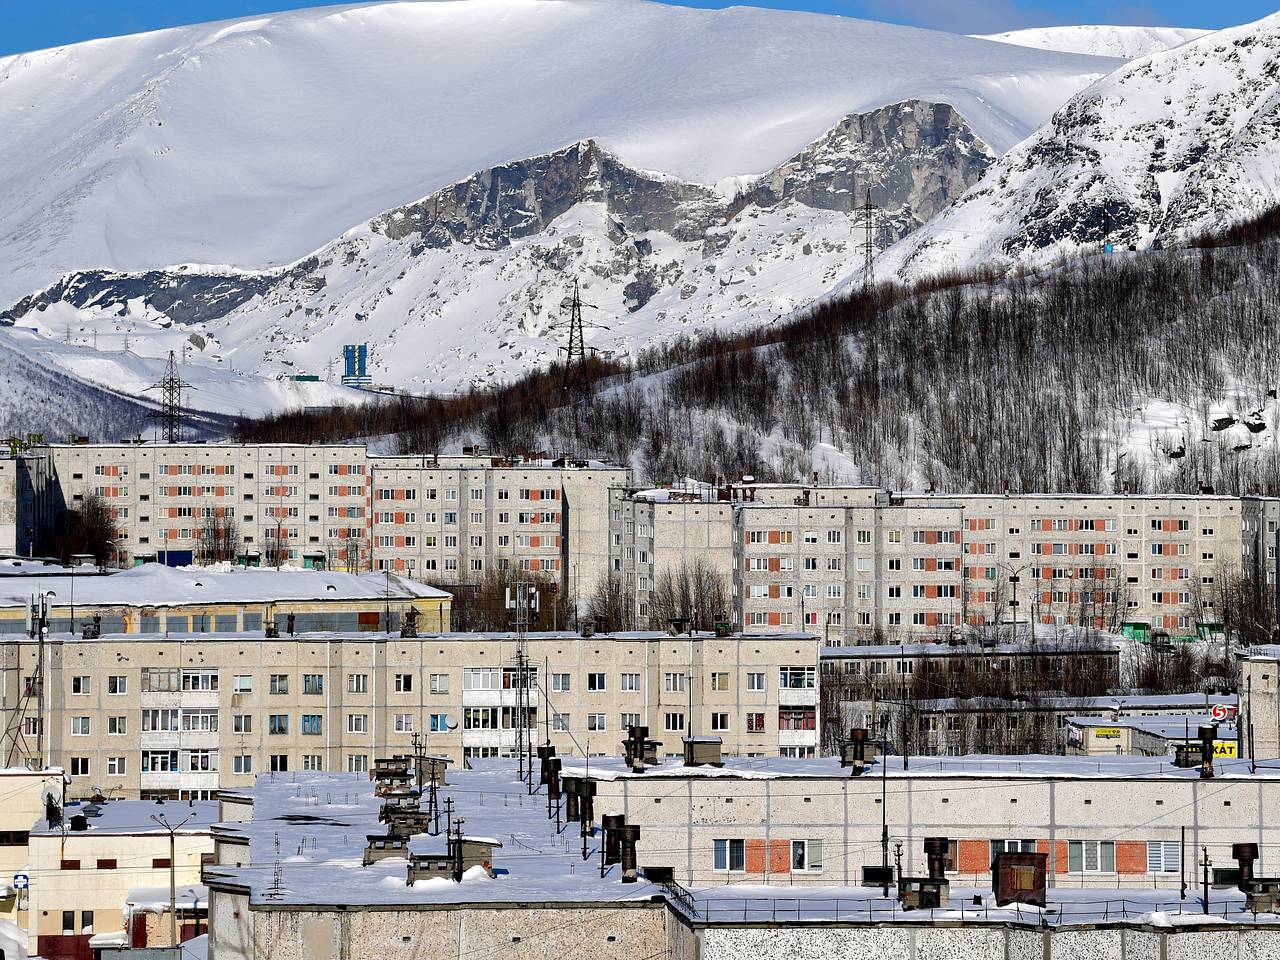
0,0,1274,56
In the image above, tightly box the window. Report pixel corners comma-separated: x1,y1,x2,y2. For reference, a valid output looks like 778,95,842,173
710,712,730,731
664,712,685,732
394,713,414,732
664,672,686,693
269,674,289,694
620,712,641,729
348,673,369,694
587,713,606,731
234,755,253,774
233,675,253,693
747,672,765,691
72,676,90,695
1147,841,1180,874
464,708,498,730
463,668,499,691
710,672,730,692
268,714,289,735
779,666,816,689
71,717,90,736
1068,840,1115,874
587,673,606,692
182,670,218,691
348,755,369,773
713,838,745,872
108,675,127,695
301,714,323,735
187,749,217,772
183,709,218,732
428,713,448,733
108,716,126,735
430,673,449,693
233,714,252,733
394,673,413,693
552,713,570,732
990,839,1037,860
269,755,289,772
620,672,640,692
551,673,572,693
348,713,369,734
791,840,823,872
107,757,126,776
747,713,765,732
303,673,324,695
304,754,323,771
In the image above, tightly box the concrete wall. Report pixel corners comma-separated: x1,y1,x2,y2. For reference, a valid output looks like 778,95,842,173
228,902,668,960
698,924,1280,960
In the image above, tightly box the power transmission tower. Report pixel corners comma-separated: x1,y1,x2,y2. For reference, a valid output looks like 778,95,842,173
859,192,879,294
145,351,193,443
548,280,608,402
507,581,539,791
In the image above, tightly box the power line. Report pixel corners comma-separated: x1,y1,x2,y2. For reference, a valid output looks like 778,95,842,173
145,350,193,443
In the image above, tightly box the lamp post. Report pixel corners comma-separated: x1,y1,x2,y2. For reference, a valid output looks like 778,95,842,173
150,811,196,948
1000,561,1034,644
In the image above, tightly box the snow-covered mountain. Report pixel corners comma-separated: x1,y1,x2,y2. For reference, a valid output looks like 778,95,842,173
885,13,1280,282
976,25,1209,59
4,101,994,393
0,0,1123,403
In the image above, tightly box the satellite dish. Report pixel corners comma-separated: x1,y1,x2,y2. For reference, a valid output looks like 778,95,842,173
444,714,459,731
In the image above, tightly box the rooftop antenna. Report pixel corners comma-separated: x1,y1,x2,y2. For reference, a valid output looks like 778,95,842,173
145,351,193,444
548,279,609,404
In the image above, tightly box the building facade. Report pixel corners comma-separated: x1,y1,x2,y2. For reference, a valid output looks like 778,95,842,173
27,444,628,599
612,485,1252,644
0,629,820,799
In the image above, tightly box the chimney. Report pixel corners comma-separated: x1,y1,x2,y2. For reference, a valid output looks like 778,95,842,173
546,757,562,804
537,745,556,785
620,824,641,883
1234,842,1259,892
924,837,949,880
1199,724,1218,779
562,775,582,822
625,725,650,773
602,813,626,867
841,727,870,774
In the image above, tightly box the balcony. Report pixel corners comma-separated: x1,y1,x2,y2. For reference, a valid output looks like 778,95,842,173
778,728,818,747
778,687,818,707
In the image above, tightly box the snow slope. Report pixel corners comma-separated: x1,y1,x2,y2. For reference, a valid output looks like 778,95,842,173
884,13,1280,282
976,25,1209,60
0,0,1120,308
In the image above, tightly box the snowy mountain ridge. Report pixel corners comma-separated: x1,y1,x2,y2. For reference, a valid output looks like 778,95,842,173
976,25,1210,60
4,101,993,394
885,13,1280,282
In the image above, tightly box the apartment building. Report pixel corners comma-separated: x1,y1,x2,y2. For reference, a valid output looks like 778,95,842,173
28,443,628,598
1238,644,1280,760
0,628,820,799
900,493,1245,639
612,485,1250,643
0,451,52,556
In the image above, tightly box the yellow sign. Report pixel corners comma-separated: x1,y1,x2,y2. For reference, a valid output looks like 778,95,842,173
1213,740,1237,758
1094,728,1122,740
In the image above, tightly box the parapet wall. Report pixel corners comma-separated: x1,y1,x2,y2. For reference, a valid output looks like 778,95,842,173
699,923,1280,960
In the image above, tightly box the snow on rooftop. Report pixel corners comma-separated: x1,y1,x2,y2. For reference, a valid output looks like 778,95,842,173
207,765,661,908
126,883,208,912
0,563,449,609
821,638,1120,658
31,799,219,836
560,751,1276,782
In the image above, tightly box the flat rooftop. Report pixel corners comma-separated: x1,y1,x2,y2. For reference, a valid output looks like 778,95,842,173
822,639,1120,658
31,799,219,837
207,765,662,909
0,563,449,609
26,629,817,645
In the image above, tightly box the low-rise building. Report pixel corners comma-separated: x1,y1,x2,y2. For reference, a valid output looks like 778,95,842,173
1238,644,1280,759
26,797,216,960
0,563,451,637
1066,714,1239,757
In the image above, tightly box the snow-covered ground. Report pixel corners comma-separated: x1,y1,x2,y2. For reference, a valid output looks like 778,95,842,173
976,25,1209,59
0,0,1121,309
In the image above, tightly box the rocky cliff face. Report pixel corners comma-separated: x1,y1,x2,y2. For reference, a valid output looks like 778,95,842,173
3,100,993,392
883,15,1280,281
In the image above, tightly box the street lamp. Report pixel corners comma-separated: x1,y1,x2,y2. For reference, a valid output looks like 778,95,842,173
150,811,196,949
999,561,1035,644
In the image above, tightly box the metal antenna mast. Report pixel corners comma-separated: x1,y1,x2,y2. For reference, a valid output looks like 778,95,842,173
146,351,193,443
548,280,608,402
